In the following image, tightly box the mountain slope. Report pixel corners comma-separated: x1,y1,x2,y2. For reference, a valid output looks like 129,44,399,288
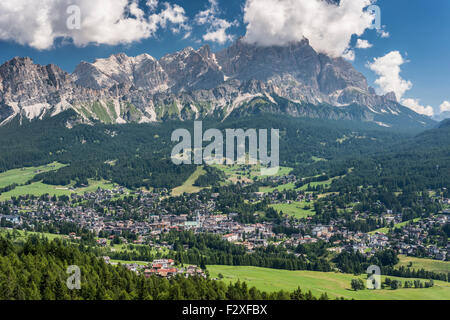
0,40,436,129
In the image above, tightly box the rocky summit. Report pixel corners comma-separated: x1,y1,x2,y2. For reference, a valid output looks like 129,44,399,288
0,38,435,128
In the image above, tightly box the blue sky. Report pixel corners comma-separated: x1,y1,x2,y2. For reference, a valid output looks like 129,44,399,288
0,0,448,116
352,0,450,116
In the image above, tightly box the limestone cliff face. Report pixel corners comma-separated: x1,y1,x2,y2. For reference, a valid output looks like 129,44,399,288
0,40,434,128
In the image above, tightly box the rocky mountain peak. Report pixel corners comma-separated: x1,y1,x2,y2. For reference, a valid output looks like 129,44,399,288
159,45,224,92
0,39,436,129
0,57,75,125
384,92,397,102
216,37,371,106
72,52,166,92
0,57,70,96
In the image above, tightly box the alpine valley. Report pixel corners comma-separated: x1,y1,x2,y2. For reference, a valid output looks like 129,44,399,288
0,38,449,302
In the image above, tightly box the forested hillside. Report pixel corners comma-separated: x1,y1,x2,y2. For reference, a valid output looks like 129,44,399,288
0,110,412,190
0,109,449,198
0,235,328,300
327,121,450,192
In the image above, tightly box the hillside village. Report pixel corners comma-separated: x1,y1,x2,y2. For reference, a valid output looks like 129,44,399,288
101,257,207,279
1,174,448,269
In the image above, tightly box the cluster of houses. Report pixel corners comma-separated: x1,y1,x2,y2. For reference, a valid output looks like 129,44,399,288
0,214,22,225
143,260,205,279
103,257,206,279
1,180,448,263
253,189,313,204
280,212,448,261
2,188,282,252
390,215,449,260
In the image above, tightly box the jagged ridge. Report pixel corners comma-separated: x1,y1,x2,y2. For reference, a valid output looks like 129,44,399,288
0,39,436,128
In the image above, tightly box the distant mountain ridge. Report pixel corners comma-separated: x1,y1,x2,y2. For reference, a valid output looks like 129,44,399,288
0,38,435,128
438,119,450,129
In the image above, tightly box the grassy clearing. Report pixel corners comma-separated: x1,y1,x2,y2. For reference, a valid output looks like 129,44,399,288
317,192,339,199
369,218,421,235
171,166,206,196
0,179,124,201
0,228,65,241
269,201,316,219
208,265,450,300
259,171,348,194
258,177,336,193
0,162,66,188
0,162,125,201
213,164,293,184
259,182,296,193
0,182,71,200
110,259,150,266
396,255,450,274
297,177,339,191
311,156,327,162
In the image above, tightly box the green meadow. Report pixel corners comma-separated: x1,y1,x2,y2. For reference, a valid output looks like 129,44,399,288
311,156,327,162
297,176,343,191
208,265,450,300
0,162,127,201
0,228,65,241
259,182,297,193
258,177,335,193
172,166,206,196
396,255,450,274
0,178,121,201
369,218,422,235
213,164,293,184
110,260,151,266
0,162,66,188
258,171,348,194
269,201,316,219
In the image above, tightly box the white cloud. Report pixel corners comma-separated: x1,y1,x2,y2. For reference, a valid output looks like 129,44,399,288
202,20,235,44
146,0,159,12
195,0,218,25
195,0,237,44
157,2,190,34
367,51,412,101
242,0,376,58
401,98,434,117
0,0,189,50
379,30,390,38
440,101,450,113
356,39,372,49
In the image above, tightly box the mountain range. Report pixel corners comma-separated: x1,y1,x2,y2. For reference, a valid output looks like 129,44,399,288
0,38,436,129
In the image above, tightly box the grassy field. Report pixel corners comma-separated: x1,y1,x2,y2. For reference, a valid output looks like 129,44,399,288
110,259,150,266
213,164,293,184
269,166,293,177
297,176,341,191
0,179,121,201
369,218,421,235
269,201,316,219
0,228,65,241
0,162,66,188
396,255,450,274
311,156,327,162
208,265,450,300
172,166,206,196
259,182,297,193
259,172,347,194
0,182,73,201
259,178,336,193
0,162,127,201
